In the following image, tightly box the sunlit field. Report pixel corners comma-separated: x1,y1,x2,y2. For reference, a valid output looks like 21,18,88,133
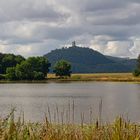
48,73,140,82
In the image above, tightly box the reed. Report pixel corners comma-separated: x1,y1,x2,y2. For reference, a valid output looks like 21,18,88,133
0,108,140,140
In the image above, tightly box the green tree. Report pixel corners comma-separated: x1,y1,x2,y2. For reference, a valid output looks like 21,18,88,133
53,60,71,77
133,54,140,77
15,55,25,64
27,57,51,76
15,61,33,80
2,54,16,73
0,53,25,74
133,69,140,77
33,71,45,80
0,64,2,74
6,56,51,80
6,67,17,80
137,55,140,70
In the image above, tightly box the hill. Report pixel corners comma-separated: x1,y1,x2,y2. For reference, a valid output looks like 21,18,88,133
44,45,137,73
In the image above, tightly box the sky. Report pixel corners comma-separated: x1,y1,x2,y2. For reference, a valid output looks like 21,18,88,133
0,0,140,58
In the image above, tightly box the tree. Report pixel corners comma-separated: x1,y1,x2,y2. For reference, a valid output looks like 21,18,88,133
133,69,140,77
33,71,45,80
15,61,33,80
6,67,17,80
2,54,16,73
133,54,140,77
0,53,25,74
6,56,51,80
0,64,2,74
137,54,140,70
53,60,71,77
27,57,51,76
15,55,25,64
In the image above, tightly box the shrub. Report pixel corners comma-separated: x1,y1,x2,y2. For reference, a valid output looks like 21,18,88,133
133,69,140,77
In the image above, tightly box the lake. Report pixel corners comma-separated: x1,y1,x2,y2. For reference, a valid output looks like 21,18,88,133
0,82,140,123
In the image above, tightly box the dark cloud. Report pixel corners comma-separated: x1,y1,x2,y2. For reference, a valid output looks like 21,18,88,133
0,0,69,22
0,0,140,58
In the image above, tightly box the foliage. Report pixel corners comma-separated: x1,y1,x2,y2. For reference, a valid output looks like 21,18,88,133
33,71,45,80
53,60,71,77
0,53,25,74
27,56,51,75
133,69,140,77
133,54,140,77
6,56,50,80
15,61,33,80
137,54,140,70
6,67,17,80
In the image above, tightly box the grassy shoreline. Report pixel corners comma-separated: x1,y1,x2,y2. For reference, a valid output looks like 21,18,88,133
48,73,140,82
1,110,140,140
1,73,140,83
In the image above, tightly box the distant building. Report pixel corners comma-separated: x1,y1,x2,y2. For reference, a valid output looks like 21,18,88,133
72,41,76,47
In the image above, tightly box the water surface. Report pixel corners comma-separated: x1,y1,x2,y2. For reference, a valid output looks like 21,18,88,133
0,82,140,123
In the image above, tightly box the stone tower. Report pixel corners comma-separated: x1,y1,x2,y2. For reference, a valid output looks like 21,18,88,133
72,41,76,47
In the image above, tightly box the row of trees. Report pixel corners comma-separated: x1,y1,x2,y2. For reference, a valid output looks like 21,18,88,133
0,53,72,80
6,57,50,80
1,52,140,79
133,55,140,76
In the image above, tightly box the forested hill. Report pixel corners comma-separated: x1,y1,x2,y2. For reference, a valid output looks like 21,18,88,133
44,46,137,73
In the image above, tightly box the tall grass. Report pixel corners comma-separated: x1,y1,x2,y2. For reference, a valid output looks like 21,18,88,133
0,107,140,140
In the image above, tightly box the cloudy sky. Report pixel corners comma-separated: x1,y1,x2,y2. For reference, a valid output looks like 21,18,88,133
0,0,140,58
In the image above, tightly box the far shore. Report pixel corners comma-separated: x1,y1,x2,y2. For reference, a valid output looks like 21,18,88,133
0,73,140,83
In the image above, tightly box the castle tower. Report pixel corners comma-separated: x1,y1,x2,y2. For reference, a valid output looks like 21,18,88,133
72,41,76,47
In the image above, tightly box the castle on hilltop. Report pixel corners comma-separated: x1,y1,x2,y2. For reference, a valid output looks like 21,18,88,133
72,41,76,47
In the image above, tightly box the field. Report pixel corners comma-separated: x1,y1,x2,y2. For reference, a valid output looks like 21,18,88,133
48,73,140,82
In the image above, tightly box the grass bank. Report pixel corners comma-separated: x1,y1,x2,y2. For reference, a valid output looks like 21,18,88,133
48,73,140,82
1,110,140,140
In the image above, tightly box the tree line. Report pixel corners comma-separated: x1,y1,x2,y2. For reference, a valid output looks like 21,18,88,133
0,53,140,80
0,53,71,80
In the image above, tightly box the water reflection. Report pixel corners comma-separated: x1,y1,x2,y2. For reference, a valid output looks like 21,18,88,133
0,82,140,123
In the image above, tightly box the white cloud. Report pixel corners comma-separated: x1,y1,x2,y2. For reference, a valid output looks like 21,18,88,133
14,23,35,39
0,0,140,58
90,35,140,58
130,38,140,58
106,41,132,57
